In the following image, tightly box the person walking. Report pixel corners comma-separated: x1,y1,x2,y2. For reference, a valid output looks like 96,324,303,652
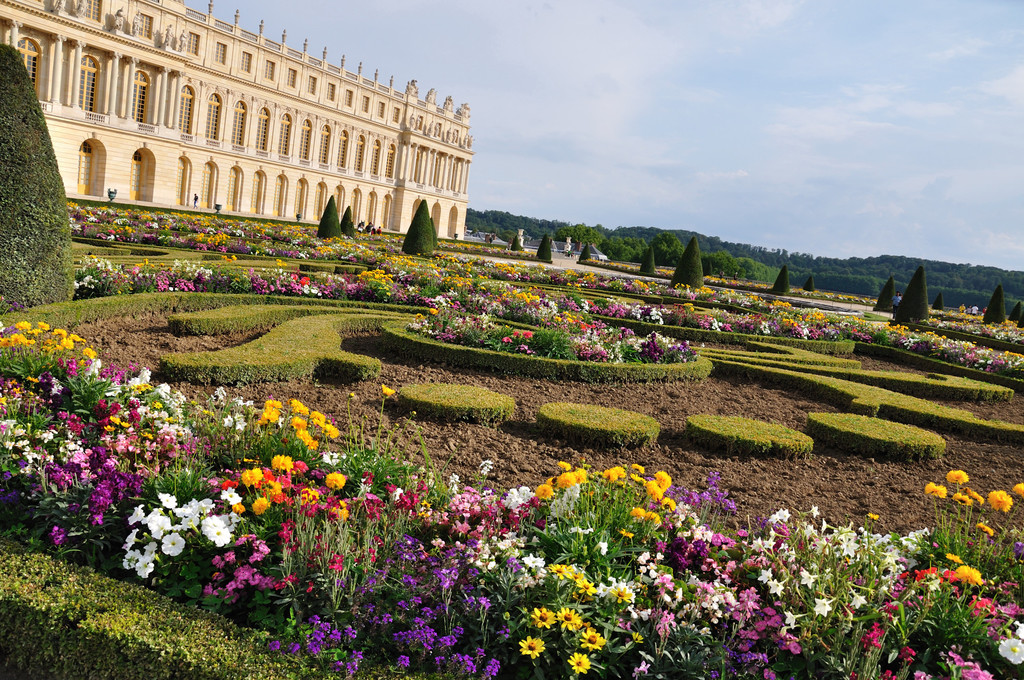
193,193,199,208
892,290,903,317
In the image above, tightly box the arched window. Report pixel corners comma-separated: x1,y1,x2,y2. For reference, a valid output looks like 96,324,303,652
226,166,242,212
334,185,345,211
77,142,93,194
367,192,377,224
298,119,312,160
277,114,292,156
385,144,396,179
255,107,270,151
175,157,191,205
17,38,39,88
338,130,349,168
205,94,222,141
318,126,331,165
230,101,246,146
414,147,425,183
130,150,144,199
350,188,361,222
200,161,217,208
272,174,288,216
382,195,393,230
131,70,149,123
295,179,308,218
354,135,365,172
448,206,459,238
314,182,327,219
78,56,99,112
179,86,195,133
251,171,266,214
371,140,381,176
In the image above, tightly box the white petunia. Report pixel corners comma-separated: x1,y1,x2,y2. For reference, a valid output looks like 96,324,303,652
158,493,178,509
201,515,232,547
161,532,186,557
813,598,833,617
523,555,546,570
596,541,608,556
146,514,172,540
128,505,146,525
135,559,155,579
1000,637,1024,665
220,489,243,506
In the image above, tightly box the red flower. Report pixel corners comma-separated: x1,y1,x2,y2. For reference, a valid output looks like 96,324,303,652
221,480,239,490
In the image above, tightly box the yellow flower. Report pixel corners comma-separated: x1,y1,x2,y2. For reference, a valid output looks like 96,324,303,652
645,480,664,502
653,470,672,491
290,416,308,431
382,385,396,397
301,488,320,505
946,470,969,485
325,472,347,491
241,467,263,487
567,653,591,675
619,529,634,539
947,553,964,564
1014,483,1024,497
576,579,597,597
867,513,879,521
646,511,662,524
988,490,1013,513
13,321,30,331
289,399,309,416
631,632,644,644
557,461,573,471
602,466,627,483
977,522,995,538
531,607,555,629
952,492,973,507
954,565,984,586
660,497,677,512
555,608,584,631
428,308,439,315
924,483,947,499
609,585,635,603
519,636,545,659
631,464,645,475
271,455,294,473
36,322,50,331
557,471,579,489
82,347,98,360
232,503,246,515
252,497,271,515
536,484,554,500
966,488,984,506
579,628,606,651
630,507,647,519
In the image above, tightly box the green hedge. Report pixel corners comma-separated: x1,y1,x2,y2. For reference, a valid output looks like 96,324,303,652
685,415,814,459
298,262,365,275
536,402,660,447
168,304,406,336
805,412,946,460
160,314,384,385
397,384,515,426
854,342,1024,392
380,322,713,383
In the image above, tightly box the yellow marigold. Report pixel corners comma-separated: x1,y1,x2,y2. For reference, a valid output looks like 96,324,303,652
573,469,587,485
252,497,271,515
519,636,545,659
1014,483,1024,497
36,322,50,331
946,470,969,485
325,472,347,491
631,464,646,475
531,607,555,629
988,490,1013,513
382,385,396,397
271,455,294,473
323,424,341,439
567,653,591,675
291,416,308,431
630,507,647,519
947,553,964,564
536,484,554,500
240,467,263,487
646,511,662,524
555,608,584,631
556,471,578,489
310,411,327,428
966,488,984,506
428,308,439,315
924,483,947,499
867,513,880,521
579,628,606,651
232,503,246,515
977,522,995,538
952,492,973,507
661,497,677,512
82,347,98,360
619,529,634,539
645,480,664,502
13,321,30,331
265,399,283,410
954,565,984,586
289,399,309,416
602,466,627,483
654,470,672,491
558,461,572,471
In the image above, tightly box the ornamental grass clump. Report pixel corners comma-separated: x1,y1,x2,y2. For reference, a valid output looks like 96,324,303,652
536,402,660,447
397,383,515,425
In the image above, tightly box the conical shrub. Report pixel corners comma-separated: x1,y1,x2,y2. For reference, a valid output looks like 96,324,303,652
893,266,929,323
983,284,1006,325
1008,301,1022,323
0,44,73,308
401,201,435,256
578,243,592,262
771,265,790,294
340,206,356,238
536,234,552,263
316,195,341,239
932,293,944,312
874,276,896,312
802,275,815,292
511,233,523,252
639,244,656,275
670,236,703,289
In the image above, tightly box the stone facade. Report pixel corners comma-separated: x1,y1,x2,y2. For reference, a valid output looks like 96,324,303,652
0,0,474,235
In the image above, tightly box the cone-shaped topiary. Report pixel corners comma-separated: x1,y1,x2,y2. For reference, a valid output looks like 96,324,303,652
340,205,356,238
316,195,341,239
670,236,703,289
578,243,592,262
511,233,523,252
0,44,73,308
893,266,929,323
1018,308,1024,329
639,244,656,275
802,275,815,292
1009,301,1022,323
983,284,1007,325
430,216,438,247
874,276,896,312
771,265,790,294
401,201,435,256
932,293,944,312
536,234,553,263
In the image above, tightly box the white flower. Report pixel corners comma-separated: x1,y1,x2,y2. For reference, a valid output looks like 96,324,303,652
128,505,146,525
135,559,155,578
158,493,178,509
220,489,243,506
768,508,791,524
799,569,817,587
503,486,534,512
758,569,773,583
123,529,140,550
1000,637,1024,665
1017,622,1024,640
201,515,232,547
784,611,798,627
390,486,405,502
161,533,185,557
597,541,608,556
523,555,546,570
479,459,494,476
146,514,173,540
768,579,784,596
810,506,820,518
813,598,832,617
851,593,867,609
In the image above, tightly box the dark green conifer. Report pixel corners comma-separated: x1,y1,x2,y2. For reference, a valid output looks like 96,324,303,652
536,234,553,263
771,265,790,294
1008,301,1022,323
340,206,356,238
802,275,815,292
932,293,944,312
0,44,73,308
511,233,523,252
983,284,1007,325
670,237,703,289
401,201,435,256
578,243,592,262
316,195,341,239
874,276,896,312
639,244,656,275
894,266,929,323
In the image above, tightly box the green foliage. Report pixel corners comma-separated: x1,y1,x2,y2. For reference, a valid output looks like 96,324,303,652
536,402,660,447
874,276,896,312
397,384,515,426
805,412,946,460
802,275,816,292
554,223,604,246
650,232,684,267
671,237,703,290
316,195,341,239
598,235,647,263
686,414,814,459
401,202,435,256
0,44,74,308
894,266,930,323
1010,301,1023,323
578,243,592,261
771,265,790,294
340,205,356,238
856,342,1024,392
639,244,656,275
982,284,1006,325
701,250,747,278
510,233,523,252
536,234,553,262
933,293,944,311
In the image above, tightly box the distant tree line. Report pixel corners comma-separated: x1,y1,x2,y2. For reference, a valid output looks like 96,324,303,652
465,208,1023,308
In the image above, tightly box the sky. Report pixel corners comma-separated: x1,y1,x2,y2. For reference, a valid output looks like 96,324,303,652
239,0,1024,270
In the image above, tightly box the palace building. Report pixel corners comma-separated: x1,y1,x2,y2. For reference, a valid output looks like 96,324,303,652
0,0,474,236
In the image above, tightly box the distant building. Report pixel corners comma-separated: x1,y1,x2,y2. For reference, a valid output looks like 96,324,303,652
1,0,474,235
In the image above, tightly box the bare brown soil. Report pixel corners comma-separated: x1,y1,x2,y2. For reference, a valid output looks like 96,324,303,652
79,313,1024,534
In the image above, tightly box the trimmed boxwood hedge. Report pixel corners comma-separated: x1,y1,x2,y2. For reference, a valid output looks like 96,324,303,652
536,402,660,447
854,342,1024,392
805,412,946,460
685,415,814,459
380,322,714,383
167,304,406,337
397,384,515,425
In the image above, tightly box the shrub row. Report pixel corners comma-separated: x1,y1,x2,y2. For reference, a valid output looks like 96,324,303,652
805,412,946,460
298,262,366,275
895,321,1024,356
536,402,660,447
685,415,814,459
167,304,406,337
380,322,714,383
397,384,515,426
159,314,385,385
854,342,1024,391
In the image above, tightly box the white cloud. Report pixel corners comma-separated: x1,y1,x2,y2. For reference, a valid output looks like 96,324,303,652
980,64,1024,108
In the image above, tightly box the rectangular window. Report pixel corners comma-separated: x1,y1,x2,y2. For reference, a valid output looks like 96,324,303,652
85,0,100,21
241,52,252,73
214,42,227,65
392,107,400,123
362,95,369,113
140,14,153,39
377,102,385,118
264,60,275,80
186,32,200,55
287,68,297,88
308,76,317,95
327,83,336,101
345,90,353,106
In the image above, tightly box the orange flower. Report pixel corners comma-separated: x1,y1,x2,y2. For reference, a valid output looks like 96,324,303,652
946,470,969,485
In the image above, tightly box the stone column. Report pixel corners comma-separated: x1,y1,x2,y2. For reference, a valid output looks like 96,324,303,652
168,72,182,129
69,40,83,108
9,21,21,47
122,58,137,119
151,67,165,126
105,51,120,115
50,36,65,103
461,160,471,193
